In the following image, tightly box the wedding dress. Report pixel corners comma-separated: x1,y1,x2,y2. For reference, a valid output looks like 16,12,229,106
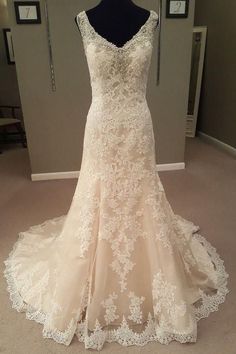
3,9,229,350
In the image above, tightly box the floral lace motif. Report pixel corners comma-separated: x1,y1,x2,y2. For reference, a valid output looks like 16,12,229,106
152,270,188,329
101,292,119,325
128,291,145,323
3,7,229,351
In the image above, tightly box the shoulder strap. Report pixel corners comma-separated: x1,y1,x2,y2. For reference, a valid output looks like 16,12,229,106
76,11,90,38
76,11,97,48
76,12,84,34
151,10,159,30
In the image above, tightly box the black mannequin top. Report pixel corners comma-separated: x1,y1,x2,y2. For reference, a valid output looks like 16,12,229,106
74,0,151,48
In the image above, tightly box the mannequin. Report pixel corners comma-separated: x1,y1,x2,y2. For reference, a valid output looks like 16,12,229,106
74,0,152,48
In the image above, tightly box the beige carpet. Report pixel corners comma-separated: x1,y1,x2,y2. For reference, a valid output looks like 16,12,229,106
0,137,235,354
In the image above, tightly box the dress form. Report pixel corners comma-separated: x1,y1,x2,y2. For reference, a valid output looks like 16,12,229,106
74,0,151,48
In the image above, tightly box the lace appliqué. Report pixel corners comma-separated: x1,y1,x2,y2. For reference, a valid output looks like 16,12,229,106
152,270,188,329
128,291,145,323
101,292,119,325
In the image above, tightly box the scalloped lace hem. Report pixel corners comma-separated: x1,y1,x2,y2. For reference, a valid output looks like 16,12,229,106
3,222,229,350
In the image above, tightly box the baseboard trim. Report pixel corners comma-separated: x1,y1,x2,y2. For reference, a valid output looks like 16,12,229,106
31,171,80,181
197,131,236,157
156,162,185,171
31,162,185,181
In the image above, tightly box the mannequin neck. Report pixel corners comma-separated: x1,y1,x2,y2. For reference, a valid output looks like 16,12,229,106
99,0,135,10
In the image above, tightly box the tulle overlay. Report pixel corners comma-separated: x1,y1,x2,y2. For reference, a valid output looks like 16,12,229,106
3,9,229,350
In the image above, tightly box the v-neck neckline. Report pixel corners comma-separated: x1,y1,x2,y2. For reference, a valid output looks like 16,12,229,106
82,10,153,51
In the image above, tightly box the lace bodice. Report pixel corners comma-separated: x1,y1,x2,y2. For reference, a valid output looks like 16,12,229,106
76,10,159,107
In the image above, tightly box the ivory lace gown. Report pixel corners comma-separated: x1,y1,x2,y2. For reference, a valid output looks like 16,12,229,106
3,9,229,350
